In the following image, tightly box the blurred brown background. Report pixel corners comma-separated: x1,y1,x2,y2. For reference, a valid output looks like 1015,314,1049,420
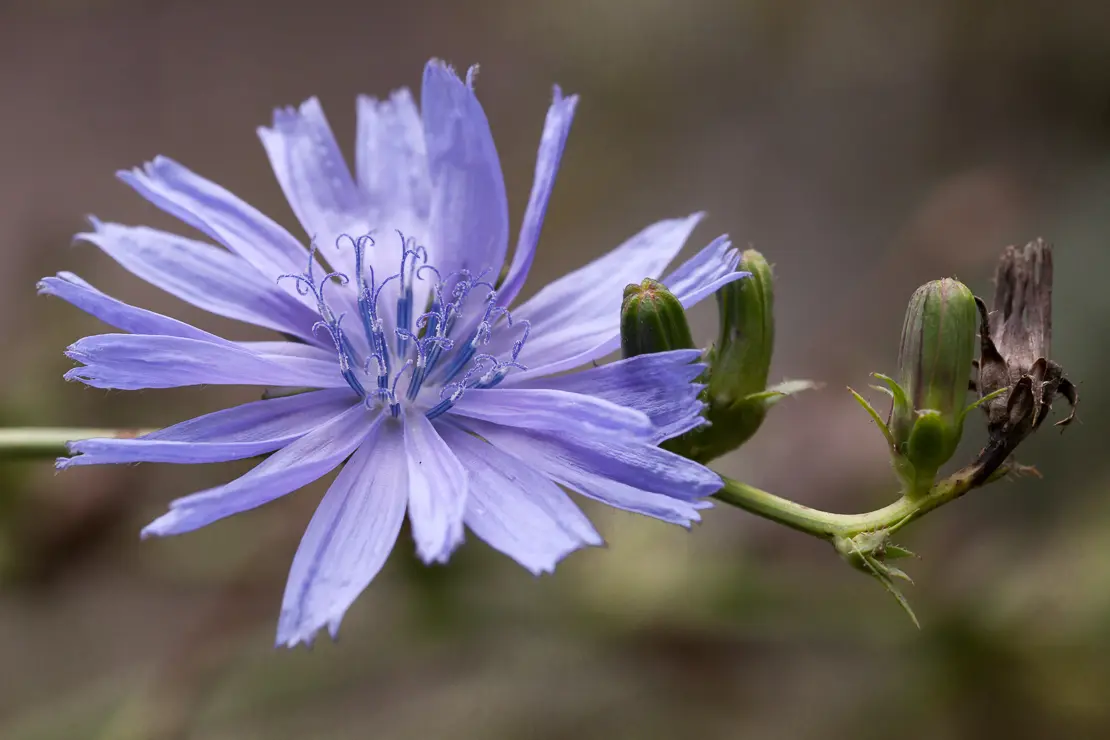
2,0,1110,738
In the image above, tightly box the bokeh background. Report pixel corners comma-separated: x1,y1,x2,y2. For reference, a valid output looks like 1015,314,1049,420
2,0,1110,737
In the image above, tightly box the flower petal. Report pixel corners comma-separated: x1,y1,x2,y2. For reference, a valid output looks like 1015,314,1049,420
660,235,747,309
38,272,226,343
118,156,317,305
404,411,467,564
141,403,374,538
514,349,708,443
462,420,718,526
356,88,431,225
60,389,357,467
236,341,340,363
77,220,322,343
258,97,363,249
439,423,601,575
65,334,345,390
496,87,578,307
276,415,407,648
447,387,653,440
501,214,703,371
421,61,509,276
505,228,743,382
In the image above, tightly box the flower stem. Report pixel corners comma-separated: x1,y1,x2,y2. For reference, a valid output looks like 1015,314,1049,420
713,465,983,540
0,427,151,459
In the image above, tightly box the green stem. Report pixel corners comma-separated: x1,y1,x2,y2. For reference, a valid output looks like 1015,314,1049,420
713,466,980,540
0,428,151,459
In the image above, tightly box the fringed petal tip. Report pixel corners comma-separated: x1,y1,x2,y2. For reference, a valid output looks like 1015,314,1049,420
115,157,159,184
62,367,89,383
275,611,345,650
521,539,599,577
415,528,466,566
424,58,455,79
266,97,321,130
550,85,581,108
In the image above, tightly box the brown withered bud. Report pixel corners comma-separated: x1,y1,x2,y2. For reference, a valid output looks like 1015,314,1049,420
971,239,1077,482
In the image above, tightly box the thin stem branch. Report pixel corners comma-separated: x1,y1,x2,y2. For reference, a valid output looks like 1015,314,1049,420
713,465,982,540
0,428,152,459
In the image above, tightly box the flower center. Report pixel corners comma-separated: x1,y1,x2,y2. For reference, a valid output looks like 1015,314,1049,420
279,233,530,420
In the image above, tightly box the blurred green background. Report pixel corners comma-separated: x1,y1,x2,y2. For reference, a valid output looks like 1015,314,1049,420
2,0,1109,738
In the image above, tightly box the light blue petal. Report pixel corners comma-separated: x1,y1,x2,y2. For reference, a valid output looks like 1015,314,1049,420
258,97,363,250
479,423,720,500
439,423,601,575
404,411,467,564
514,349,707,443
499,214,703,373
422,61,509,276
505,228,744,382
496,87,578,307
236,340,340,363
356,88,431,223
60,389,357,467
446,387,653,440
142,403,375,538
38,273,226,343
276,415,406,648
464,420,716,527
662,235,748,309
77,220,321,344
118,156,318,306
65,334,345,390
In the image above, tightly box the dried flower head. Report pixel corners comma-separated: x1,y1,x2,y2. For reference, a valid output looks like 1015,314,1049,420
973,239,1077,480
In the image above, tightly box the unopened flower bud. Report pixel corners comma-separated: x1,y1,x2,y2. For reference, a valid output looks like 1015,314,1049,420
707,249,773,404
891,279,978,468
898,279,977,420
620,279,695,358
680,251,816,463
853,278,980,495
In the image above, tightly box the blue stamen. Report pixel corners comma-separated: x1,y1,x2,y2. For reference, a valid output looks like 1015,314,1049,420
393,232,427,357
293,231,533,419
390,359,414,417
404,334,454,400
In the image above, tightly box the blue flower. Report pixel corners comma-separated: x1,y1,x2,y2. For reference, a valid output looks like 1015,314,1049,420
42,60,744,647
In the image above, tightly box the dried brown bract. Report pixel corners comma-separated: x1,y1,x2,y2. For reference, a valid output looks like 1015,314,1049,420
971,239,1077,482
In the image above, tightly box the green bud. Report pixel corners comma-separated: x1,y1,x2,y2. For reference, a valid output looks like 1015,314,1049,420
707,249,773,403
620,279,704,460
672,250,817,463
894,278,978,437
894,279,977,479
855,279,979,495
620,279,695,358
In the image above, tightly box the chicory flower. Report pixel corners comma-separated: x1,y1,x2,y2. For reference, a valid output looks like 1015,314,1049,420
42,60,742,646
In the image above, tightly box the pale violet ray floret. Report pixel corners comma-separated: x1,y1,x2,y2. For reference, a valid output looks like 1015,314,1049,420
512,349,709,444
76,219,324,345
58,389,358,467
45,58,741,648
